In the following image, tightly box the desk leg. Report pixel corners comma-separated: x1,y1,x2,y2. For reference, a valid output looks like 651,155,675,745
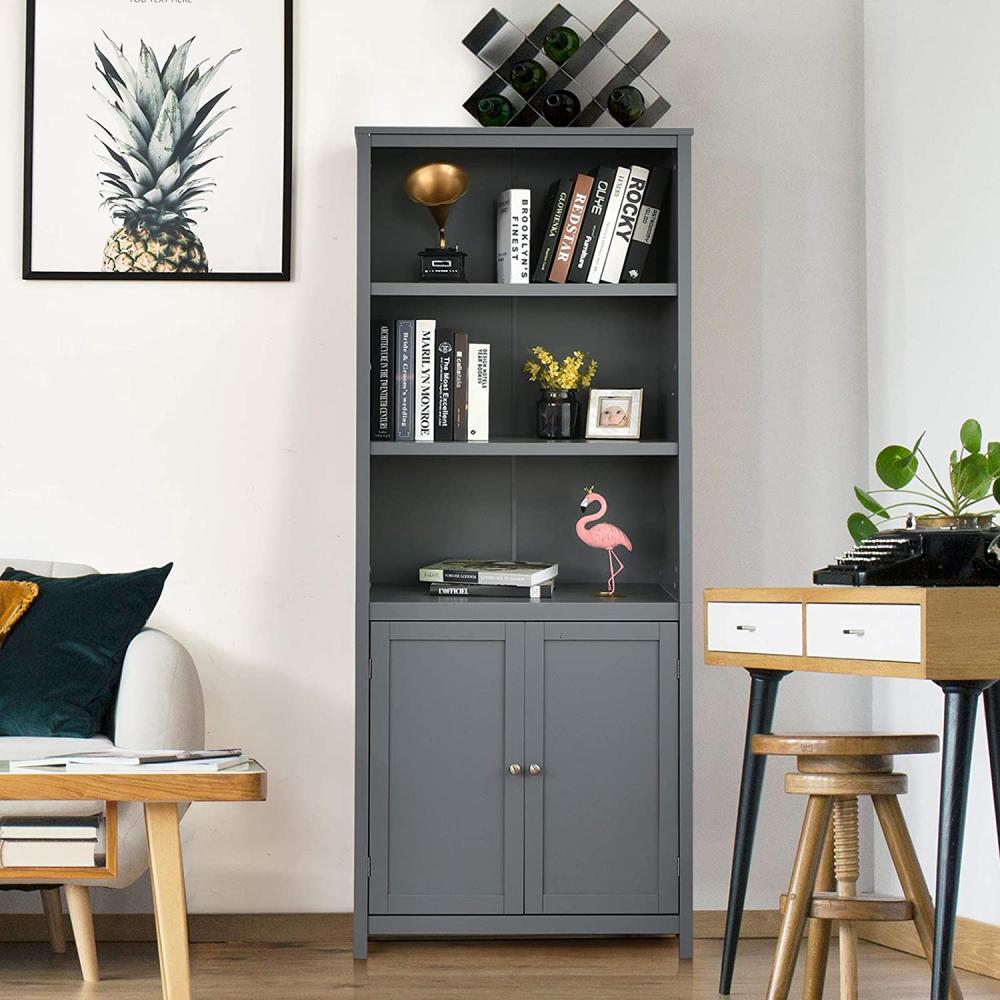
719,668,790,996
145,802,191,1000
984,680,1000,853
931,681,991,1000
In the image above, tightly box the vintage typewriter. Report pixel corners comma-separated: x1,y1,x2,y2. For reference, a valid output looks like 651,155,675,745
814,524,1000,586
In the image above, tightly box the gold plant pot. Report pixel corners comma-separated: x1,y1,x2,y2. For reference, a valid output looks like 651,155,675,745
914,514,997,530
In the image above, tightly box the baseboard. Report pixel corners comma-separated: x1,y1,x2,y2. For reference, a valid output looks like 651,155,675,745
693,909,999,980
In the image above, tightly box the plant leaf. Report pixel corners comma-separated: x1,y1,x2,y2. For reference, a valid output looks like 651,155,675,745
961,419,982,454
988,442,1000,476
876,444,918,489
854,487,889,518
848,512,878,544
994,478,1000,505
148,89,182,176
955,453,991,501
181,128,231,171
161,37,195,96
135,41,167,131
98,32,138,95
91,88,146,150
178,49,240,129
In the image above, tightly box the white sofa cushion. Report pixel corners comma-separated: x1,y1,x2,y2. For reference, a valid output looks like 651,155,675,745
0,735,112,818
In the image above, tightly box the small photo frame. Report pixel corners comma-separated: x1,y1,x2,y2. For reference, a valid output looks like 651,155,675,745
585,388,643,439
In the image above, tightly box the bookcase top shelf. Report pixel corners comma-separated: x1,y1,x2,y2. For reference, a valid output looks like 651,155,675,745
370,583,679,623
372,282,678,298
371,439,679,457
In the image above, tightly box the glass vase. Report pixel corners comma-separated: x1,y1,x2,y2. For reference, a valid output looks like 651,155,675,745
537,388,579,439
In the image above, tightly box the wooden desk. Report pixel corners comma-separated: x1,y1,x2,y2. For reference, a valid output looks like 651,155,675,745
0,761,267,1000
704,588,1000,1000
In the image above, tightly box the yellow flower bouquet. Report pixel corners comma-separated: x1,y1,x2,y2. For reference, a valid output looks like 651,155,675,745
522,346,599,390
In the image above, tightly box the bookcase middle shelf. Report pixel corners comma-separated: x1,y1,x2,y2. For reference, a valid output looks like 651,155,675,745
371,282,679,297
370,438,679,457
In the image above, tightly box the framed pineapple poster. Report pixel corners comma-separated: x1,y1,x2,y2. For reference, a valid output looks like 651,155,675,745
23,0,292,280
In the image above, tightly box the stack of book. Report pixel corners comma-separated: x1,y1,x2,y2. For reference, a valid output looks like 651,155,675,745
371,320,491,442
419,559,559,599
496,165,668,285
11,748,248,772
0,815,102,869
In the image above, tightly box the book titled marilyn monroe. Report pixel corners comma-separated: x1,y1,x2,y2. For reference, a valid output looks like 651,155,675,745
419,559,558,588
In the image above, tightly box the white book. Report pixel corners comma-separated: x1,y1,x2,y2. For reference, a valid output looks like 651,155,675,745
12,748,243,769
414,319,436,442
467,343,490,441
1,840,97,868
601,165,649,283
0,817,100,840
419,560,558,587
496,189,530,283
586,166,630,283
66,755,248,773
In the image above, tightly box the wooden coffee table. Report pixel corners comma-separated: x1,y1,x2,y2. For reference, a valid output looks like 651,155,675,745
0,761,267,1000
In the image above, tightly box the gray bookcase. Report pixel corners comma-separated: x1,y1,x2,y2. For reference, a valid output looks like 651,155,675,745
354,126,692,960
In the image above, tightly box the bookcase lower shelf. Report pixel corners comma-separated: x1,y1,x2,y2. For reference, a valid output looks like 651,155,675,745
369,583,679,622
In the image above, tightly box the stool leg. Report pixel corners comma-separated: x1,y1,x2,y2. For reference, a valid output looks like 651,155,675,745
833,797,860,1000
873,795,964,1000
803,817,835,1000
984,680,1000,856
766,795,833,1000
720,668,790,995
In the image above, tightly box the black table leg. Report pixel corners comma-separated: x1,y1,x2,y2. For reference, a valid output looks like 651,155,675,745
719,668,790,996
931,680,993,1000
984,680,1000,854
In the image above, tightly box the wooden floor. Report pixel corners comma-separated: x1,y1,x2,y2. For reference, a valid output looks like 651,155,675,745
0,937,996,999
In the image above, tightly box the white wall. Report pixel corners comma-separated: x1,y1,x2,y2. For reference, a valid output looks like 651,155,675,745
865,0,1000,925
0,0,869,914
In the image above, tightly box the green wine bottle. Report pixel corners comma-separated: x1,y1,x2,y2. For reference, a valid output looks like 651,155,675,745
511,59,547,97
543,90,581,127
477,95,514,127
608,85,645,126
543,26,580,65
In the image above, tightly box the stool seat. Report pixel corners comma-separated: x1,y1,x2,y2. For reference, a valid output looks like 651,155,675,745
752,732,939,757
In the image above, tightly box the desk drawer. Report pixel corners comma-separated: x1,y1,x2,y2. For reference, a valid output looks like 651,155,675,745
805,604,921,663
707,602,802,655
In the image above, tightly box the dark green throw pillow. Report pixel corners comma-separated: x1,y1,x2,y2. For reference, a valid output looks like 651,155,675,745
0,565,172,738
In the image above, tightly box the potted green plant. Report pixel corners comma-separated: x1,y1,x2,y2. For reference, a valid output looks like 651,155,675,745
849,419,1000,542
523,346,598,439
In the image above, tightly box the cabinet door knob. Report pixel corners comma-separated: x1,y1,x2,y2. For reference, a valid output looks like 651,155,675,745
508,763,522,776
528,763,542,776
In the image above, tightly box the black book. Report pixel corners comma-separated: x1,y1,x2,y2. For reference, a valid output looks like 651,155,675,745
394,319,415,441
434,329,455,440
530,178,573,282
429,582,554,599
370,321,393,440
620,167,669,284
453,332,469,442
567,165,618,283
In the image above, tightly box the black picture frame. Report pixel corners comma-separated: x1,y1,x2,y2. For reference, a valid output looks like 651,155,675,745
22,0,293,281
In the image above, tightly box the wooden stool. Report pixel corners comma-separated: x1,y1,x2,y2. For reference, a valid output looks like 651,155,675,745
753,733,963,1000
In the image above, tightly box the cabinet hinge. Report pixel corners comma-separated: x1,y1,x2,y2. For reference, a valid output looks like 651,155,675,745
367,856,372,878
676,656,681,680
676,856,681,877
368,658,372,680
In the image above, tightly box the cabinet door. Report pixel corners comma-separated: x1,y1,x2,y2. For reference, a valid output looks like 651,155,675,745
369,621,524,915
524,622,679,915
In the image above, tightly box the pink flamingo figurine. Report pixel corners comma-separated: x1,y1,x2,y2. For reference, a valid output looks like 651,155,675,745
576,486,633,596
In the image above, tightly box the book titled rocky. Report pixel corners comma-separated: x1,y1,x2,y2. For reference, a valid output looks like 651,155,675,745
394,319,415,441
453,332,470,442
414,319,436,443
531,178,572,282
621,167,669,283
496,189,530,283
548,173,595,283
467,342,490,442
429,582,554,599
370,321,393,441
434,329,455,440
568,165,618,283
419,559,559,587
586,166,630,283
601,164,650,283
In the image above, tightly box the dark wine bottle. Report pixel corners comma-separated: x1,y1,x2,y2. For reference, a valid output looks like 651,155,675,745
511,59,547,97
543,89,581,127
608,85,645,126
543,26,580,65
477,95,514,127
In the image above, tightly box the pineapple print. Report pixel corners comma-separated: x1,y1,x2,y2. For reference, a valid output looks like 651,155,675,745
93,32,240,273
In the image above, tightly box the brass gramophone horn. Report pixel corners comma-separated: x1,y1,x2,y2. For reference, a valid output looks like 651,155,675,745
404,162,470,249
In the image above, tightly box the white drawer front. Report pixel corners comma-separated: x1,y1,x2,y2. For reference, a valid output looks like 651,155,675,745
707,602,802,655
806,604,921,663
